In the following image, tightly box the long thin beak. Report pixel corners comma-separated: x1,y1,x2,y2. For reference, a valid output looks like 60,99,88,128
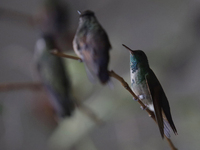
122,44,134,53
77,10,81,15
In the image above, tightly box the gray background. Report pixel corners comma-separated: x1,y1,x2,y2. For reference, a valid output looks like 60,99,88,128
0,0,200,150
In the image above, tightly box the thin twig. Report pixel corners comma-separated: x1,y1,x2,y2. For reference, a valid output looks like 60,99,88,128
50,50,82,62
51,52,178,150
0,82,42,91
165,137,178,150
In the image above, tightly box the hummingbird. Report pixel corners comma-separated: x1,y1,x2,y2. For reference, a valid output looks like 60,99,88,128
34,33,75,118
73,10,111,84
122,44,177,138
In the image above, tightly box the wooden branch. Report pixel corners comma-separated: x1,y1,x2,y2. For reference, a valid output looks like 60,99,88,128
0,82,43,91
51,51,178,150
166,137,178,150
50,50,82,62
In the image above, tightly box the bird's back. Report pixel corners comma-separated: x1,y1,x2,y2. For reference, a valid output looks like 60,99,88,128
73,16,111,84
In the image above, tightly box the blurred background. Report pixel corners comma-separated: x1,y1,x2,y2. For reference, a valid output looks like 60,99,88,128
0,0,200,150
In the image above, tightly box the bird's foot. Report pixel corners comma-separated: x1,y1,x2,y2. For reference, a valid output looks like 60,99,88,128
133,94,145,101
133,97,138,101
138,94,145,100
140,105,147,110
137,94,147,110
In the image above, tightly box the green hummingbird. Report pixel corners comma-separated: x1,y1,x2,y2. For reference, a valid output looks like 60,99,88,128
73,10,111,84
34,33,75,118
123,44,177,138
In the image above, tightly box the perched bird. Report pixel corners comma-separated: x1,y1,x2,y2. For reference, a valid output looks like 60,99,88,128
73,10,111,84
34,33,75,118
123,44,177,138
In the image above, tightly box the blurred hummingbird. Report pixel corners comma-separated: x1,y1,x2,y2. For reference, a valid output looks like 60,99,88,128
34,33,75,118
122,44,177,138
73,10,111,84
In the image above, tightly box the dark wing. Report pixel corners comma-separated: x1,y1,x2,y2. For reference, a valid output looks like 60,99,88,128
84,28,111,84
146,69,177,137
145,70,164,138
160,86,178,135
76,26,111,84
